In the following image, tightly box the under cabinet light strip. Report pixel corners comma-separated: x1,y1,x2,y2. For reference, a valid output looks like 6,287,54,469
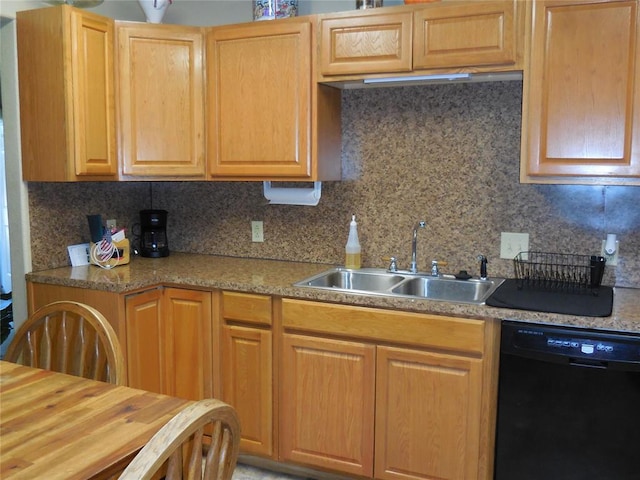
363,73,472,84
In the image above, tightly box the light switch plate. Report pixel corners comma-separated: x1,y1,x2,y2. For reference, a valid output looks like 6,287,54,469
106,219,117,231
500,232,529,259
251,221,264,242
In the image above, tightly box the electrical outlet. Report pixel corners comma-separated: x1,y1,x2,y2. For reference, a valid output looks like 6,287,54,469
106,219,117,231
500,232,529,259
601,240,619,266
251,221,264,242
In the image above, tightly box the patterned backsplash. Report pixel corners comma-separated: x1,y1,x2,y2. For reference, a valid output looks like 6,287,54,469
28,81,640,288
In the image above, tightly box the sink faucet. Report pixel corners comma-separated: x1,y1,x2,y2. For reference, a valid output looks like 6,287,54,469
410,221,426,273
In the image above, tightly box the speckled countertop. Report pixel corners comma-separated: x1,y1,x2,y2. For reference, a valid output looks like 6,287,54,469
26,252,640,334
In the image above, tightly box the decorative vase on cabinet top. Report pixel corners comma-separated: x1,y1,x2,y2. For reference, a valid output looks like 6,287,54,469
253,0,298,21
138,0,170,23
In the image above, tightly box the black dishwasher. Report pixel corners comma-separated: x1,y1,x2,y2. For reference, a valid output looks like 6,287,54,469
494,321,640,480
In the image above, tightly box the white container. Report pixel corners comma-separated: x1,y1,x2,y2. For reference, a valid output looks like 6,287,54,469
138,0,170,23
345,214,361,269
356,0,383,9
253,0,298,21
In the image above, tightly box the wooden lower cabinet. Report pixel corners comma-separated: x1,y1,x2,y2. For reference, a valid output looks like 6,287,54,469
280,298,498,480
163,287,213,400
279,334,376,477
27,283,497,479
125,287,164,393
28,282,213,401
375,346,483,480
219,292,274,457
125,287,213,400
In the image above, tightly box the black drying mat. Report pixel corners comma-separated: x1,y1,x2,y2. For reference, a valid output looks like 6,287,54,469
486,279,613,317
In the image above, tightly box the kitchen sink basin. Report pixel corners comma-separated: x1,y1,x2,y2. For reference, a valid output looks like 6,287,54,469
294,268,504,305
301,269,406,292
390,275,498,303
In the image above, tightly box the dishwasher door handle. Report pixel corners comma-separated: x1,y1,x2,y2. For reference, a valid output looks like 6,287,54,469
569,357,608,369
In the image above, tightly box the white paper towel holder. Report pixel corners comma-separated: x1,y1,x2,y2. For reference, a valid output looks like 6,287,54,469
263,181,322,206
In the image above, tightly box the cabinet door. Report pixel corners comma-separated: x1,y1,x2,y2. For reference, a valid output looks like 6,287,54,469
319,12,413,76
125,288,164,393
207,21,312,179
71,10,118,177
413,0,518,70
17,6,117,181
375,346,483,480
117,23,205,178
220,291,273,456
280,333,376,477
222,325,273,456
163,288,213,401
523,0,640,181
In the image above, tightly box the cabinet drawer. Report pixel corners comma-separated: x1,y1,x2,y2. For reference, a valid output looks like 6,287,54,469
413,0,518,69
319,12,413,76
222,291,272,326
281,299,486,355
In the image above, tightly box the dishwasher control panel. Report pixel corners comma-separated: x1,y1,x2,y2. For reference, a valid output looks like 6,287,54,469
546,338,614,355
501,321,640,366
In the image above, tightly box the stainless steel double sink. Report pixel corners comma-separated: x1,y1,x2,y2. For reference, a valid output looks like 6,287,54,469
294,268,504,305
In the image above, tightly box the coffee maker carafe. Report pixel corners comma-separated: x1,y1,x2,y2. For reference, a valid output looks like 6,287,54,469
140,209,169,258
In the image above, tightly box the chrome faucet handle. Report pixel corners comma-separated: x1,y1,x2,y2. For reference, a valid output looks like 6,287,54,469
477,254,488,280
388,256,398,272
431,260,439,277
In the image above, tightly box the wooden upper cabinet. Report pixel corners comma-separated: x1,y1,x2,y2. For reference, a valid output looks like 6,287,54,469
207,19,341,181
17,6,117,181
319,11,413,76
413,0,519,70
522,0,640,183
207,20,319,180
317,1,522,80
117,23,205,179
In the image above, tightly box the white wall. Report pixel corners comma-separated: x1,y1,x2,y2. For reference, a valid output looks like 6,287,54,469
0,116,10,294
0,20,31,331
0,0,402,24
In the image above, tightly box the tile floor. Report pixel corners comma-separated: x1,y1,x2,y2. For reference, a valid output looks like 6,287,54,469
233,464,306,480
232,460,351,480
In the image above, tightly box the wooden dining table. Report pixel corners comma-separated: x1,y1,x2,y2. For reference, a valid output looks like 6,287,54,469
0,360,192,479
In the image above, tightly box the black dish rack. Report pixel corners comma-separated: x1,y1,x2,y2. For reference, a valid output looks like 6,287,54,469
514,251,606,294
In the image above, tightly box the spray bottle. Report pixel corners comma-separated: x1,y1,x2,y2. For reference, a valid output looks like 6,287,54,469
345,214,361,269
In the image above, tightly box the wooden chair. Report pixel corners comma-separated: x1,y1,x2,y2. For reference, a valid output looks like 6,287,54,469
4,300,125,385
118,399,241,480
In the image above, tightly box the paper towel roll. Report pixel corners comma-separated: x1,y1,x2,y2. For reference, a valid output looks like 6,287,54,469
263,181,322,206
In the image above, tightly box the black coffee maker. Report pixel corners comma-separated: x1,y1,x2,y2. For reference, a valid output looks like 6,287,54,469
139,209,169,258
